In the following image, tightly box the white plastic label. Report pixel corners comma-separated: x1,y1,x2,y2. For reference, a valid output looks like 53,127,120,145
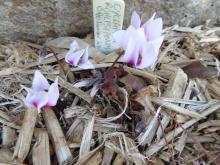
93,0,125,54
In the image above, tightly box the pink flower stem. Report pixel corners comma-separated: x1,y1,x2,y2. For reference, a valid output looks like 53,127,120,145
108,49,124,71
43,47,69,81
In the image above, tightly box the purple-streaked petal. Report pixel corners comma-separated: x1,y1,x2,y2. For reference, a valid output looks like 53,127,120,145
26,91,49,112
47,77,59,106
143,17,163,41
120,38,139,66
65,49,85,66
113,30,126,48
32,70,50,91
78,60,94,69
130,11,141,29
136,43,156,69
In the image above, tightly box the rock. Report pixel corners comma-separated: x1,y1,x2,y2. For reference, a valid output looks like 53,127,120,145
0,0,219,42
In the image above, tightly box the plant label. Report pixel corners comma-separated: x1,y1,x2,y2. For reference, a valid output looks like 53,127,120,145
93,0,125,54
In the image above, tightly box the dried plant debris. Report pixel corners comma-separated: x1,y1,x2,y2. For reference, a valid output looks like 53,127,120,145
0,22,220,164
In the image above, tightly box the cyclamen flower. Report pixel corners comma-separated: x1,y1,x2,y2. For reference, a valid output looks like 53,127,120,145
113,11,164,69
21,70,59,113
65,41,94,69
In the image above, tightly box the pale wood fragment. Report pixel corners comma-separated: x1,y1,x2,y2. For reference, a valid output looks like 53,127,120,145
47,76,92,104
79,115,95,158
83,151,102,165
112,153,124,165
125,137,145,165
32,129,50,165
157,68,187,139
13,108,38,163
138,108,160,146
123,66,167,83
66,119,84,143
2,126,16,146
208,79,220,99
174,132,187,153
0,148,13,162
0,118,21,130
101,147,114,165
42,108,73,165
145,103,220,157
164,69,188,98
75,143,104,165
180,80,195,107
152,98,204,118
0,163,26,165
0,111,10,121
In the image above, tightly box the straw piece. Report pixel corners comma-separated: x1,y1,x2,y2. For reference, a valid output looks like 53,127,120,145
79,115,95,158
0,118,21,130
112,153,124,165
123,66,167,83
13,108,38,163
32,128,50,165
0,111,11,121
0,148,13,162
0,163,26,165
152,98,204,118
101,147,114,165
75,143,104,165
42,108,73,165
138,108,160,146
156,68,187,139
2,126,16,147
174,131,187,153
48,76,92,104
83,151,102,165
145,103,220,157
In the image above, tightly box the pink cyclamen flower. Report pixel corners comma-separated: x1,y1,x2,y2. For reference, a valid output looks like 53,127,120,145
113,11,164,69
21,70,59,113
65,41,94,69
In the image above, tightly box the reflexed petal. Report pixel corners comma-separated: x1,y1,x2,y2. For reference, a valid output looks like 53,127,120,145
143,17,163,41
65,49,85,66
121,26,137,49
90,81,100,97
80,46,89,64
131,11,141,29
22,85,35,108
32,70,50,91
78,60,94,69
136,28,147,43
70,41,80,51
73,78,97,88
120,38,139,65
27,91,48,112
150,36,164,55
113,30,126,48
136,42,156,69
47,77,59,106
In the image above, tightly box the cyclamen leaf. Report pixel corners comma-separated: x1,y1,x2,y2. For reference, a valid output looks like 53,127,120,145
182,61,218,78
120,74,145,91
